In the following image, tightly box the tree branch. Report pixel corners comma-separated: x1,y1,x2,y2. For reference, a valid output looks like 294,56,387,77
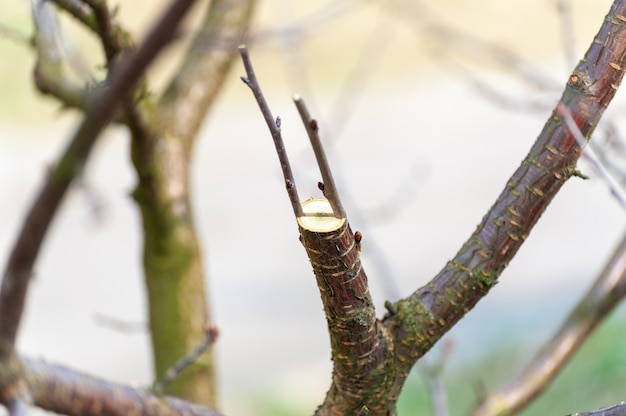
125,0,255,405
32,1,88,109
21,357,223,416
241,1,626,414
50,0,131,62
240,50,395,414
239,45,304,217
471,231,626,415
0,0,198,407
381,0,626,402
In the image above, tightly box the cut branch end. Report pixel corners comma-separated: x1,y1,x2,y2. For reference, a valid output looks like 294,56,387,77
297,199,345,232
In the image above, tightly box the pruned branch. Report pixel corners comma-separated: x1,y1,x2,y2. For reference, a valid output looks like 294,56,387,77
160,0,257,150
471,231,626,415
50,0,131,63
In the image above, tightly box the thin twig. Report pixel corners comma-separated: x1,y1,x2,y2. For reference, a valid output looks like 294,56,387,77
293,95,346,218
557,102,626,211
239,45,304,218
152,326,219,396
0,0,198,363
8,399,28,416
93,313,146,333
470,231,626,416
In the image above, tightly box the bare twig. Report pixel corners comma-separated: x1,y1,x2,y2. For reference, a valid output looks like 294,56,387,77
239,45,304,218
293,95,346,218
0,0,197,406
93,313,145,333
421,339,453,416
471,231,626,416
152,326,219,396
557,102,626,211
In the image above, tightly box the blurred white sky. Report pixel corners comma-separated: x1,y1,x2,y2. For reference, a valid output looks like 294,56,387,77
1,1,625,415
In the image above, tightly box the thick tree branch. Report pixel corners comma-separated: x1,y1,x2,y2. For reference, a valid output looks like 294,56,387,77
240,49,394,415
127,0,256,405
21,357,223,416
381,0,626,402
471,231,626,416
0,0,197,408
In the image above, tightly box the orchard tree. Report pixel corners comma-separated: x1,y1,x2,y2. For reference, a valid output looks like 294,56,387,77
1,0,626,415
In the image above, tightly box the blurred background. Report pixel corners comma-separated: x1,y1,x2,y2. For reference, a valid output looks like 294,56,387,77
1,0,626,414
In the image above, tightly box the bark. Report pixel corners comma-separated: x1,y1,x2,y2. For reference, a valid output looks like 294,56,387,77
471,232,626,416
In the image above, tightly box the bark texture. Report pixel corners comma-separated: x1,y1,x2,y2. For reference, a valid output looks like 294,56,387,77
301,1,626,414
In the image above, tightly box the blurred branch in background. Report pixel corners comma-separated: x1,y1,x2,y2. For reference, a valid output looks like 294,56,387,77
472,231,626,416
